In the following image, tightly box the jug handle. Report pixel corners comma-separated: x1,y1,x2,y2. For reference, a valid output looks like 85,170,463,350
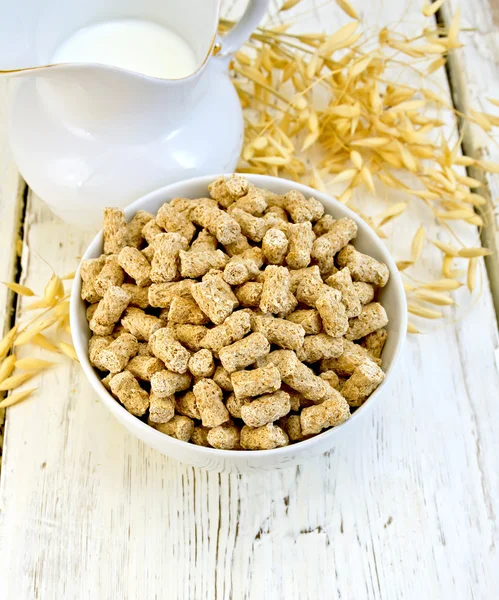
218,0,270,56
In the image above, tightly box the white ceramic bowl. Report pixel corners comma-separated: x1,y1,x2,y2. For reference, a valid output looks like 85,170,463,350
70,174,407,473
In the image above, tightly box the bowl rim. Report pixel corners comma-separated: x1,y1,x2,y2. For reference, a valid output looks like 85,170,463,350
70,173,407,459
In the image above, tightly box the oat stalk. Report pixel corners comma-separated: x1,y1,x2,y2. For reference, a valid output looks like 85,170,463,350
220,1,496,331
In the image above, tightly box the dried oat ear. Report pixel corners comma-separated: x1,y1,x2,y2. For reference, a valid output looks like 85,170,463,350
0,264,78,410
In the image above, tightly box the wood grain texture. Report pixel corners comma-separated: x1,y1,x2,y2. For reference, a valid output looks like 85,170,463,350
0,80,27,459
0,82,26,326
439,0,499,316
0,2,498,599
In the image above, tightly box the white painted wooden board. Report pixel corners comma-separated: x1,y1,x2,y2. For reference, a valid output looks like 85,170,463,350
0,80,27,456
441,0,499,307
0,2,499,599
442,0,499,214
0,82,25,324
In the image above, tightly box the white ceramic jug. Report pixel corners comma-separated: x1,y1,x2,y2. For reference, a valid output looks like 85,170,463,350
0,0,268,228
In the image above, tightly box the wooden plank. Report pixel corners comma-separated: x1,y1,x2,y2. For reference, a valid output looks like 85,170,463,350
438,0,499,317
0,2,498,599
0,82,26,325
0,80,28,465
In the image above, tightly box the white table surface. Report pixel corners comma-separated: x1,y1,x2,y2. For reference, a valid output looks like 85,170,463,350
0,1,498,598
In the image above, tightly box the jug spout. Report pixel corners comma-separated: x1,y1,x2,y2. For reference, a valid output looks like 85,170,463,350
0,0,221,75
2,0,270,228
1,0,270,138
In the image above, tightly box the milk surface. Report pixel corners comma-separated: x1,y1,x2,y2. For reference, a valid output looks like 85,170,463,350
51,19,198,79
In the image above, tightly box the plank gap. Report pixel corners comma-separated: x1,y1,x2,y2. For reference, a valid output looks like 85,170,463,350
0,181,28,473
436,3,499,322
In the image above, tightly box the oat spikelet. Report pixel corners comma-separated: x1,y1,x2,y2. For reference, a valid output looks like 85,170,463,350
42,274,64,306
432,241,460,257
280,0,302,11
407,322,421,334
465,215,484,227
0,371,37,391
53,301,70,318
378,203,407,226
408,304,443,319
331,169,357,184
2,282,35,296
14,358,55,371
458,247,492,258
350,150,363,169
62,271,76,280
411,226,426,263
25,274,64,310
59,342,79,362
0,387,37,409
351,138,390,148
415,290,454,306
467,258,477,292
436,209,476,221
396,261,414,271
455,175,482,189
25,298,52,311
476,160,499,174
0,325,18,361
31,334,60,353
335,0,359,20
427,58,446,74
350,56,372,77
0,355,16,384
360,167,375,193
447,7,461,49
422,279,462,291
423,0,445,17
302,130,320,151
470,110,492,131
442,256,458,279
14,316,59,346
319,21,358,55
